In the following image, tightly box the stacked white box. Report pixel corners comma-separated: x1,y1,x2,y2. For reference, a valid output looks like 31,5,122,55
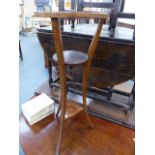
22,93,55,125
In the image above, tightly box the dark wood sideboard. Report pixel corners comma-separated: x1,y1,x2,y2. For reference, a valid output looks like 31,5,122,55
37,23,135,110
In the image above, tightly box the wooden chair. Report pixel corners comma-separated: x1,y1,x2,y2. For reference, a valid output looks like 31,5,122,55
116,12,135,39
77,0,124,22
58,0,124,31
34,11,108,155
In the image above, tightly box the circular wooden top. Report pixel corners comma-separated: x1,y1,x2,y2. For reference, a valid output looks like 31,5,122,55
53,50,88,66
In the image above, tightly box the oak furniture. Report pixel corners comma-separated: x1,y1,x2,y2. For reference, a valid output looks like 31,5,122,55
37,23,135,110
34,11,108,155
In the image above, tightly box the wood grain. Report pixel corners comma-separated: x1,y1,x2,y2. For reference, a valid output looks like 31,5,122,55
20,112,134,155
34,11,108,20
53,50,88,66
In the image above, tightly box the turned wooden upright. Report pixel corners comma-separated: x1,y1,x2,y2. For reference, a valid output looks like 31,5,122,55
34,11,108,155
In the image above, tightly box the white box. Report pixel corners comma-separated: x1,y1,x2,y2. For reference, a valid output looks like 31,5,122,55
22,93,55,125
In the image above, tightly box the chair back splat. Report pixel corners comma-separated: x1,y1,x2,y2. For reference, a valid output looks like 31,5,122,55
34,11,108,155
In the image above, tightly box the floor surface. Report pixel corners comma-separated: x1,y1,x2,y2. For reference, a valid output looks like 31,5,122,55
19,33,48,155
19,34,48,106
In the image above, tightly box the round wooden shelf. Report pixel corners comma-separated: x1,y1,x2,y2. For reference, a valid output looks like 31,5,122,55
53,50,88,66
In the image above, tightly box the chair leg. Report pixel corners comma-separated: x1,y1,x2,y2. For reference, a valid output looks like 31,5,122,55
128,82,135,111
55,109,65,155
48,59,53,87
56,104,61,118
19,41,23,61
107,86,113,101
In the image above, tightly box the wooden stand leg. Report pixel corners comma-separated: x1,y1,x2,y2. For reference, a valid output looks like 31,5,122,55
82,64,93,129
83,98,94,129
55,110,65,155
82,88,93,128
81,19,105,129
